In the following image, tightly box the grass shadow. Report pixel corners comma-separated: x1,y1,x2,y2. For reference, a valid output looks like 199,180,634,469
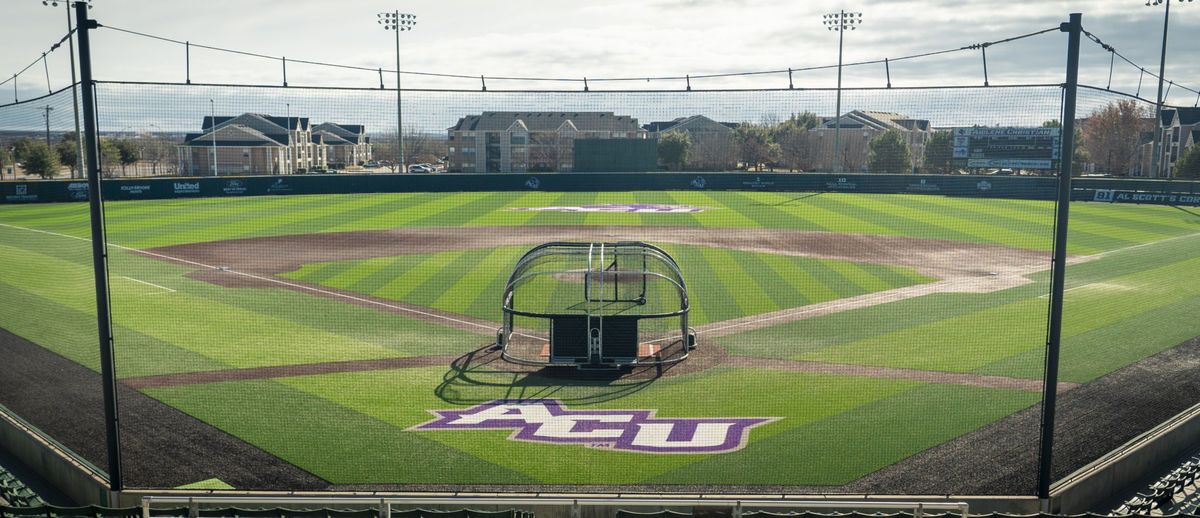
433,345,674,406
765,192,824,206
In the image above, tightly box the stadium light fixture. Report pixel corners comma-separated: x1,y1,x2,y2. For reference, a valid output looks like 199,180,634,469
822,10,863,172
1145,0,1192,178
41,0,88,178
378,11,417,172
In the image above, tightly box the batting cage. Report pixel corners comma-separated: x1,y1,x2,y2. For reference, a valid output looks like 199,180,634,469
498,241,695,369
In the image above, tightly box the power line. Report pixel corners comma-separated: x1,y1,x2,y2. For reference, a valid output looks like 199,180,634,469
96,22,1063,86
0,29,75,90
1081,27,1199,97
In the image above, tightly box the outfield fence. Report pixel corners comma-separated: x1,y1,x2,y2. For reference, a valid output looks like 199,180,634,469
1,6,1199,509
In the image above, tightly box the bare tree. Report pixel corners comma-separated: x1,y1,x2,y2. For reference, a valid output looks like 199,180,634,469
1082,100,1149,176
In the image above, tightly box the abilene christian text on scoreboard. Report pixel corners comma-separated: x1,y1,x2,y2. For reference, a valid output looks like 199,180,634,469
953,127,1062,170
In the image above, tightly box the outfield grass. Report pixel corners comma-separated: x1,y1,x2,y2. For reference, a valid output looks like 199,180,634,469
0,190,1197,489
2,191,1195,252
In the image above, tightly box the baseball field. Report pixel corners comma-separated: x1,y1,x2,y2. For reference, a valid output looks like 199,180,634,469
0,189,1198,491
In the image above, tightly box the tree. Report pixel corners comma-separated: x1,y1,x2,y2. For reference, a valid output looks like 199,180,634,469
771,112,819,172
114,139,140,175
1043,119,1090,171
923,130,955,174
10,138,35,163
657,131,691,171
868,130,912,174
55,136,79,176
22,141,62,179
733,123,779,171
0,147,12,179
1082,100,1148,176
98,138,121,177
1175,144,1200,179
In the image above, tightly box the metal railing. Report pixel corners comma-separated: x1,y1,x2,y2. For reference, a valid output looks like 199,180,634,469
140,495,970,518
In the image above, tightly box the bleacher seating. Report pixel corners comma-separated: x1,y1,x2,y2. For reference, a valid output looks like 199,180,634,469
1113,455,1200,515
0,463,44,508
0,509,534,518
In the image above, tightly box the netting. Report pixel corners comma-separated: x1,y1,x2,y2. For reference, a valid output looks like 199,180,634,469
0,15,1199,500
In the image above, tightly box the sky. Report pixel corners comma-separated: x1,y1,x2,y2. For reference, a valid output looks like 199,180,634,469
1,0,1198,133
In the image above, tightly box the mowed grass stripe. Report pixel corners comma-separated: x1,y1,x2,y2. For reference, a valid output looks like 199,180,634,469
700,248,779,317
326,192,486,231
370,252,469,301
410,191,531,228
725,251,809,309
432,247,515,313
706,191,810,229
405,249,496,308
647,383,1039,486
666,245,741,323
114,195,331,247
869,195,1057,251
258,194,422,237
919,195,1177,250
820,194,984,244
463,192,547,227
677,192,761,228
347,255,422,295
736,192,836,232
146,379,537,484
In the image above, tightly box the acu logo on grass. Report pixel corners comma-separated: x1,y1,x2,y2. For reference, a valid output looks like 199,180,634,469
410,399,776,454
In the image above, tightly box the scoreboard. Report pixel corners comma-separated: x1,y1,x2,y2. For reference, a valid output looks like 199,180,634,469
952,127,1061,170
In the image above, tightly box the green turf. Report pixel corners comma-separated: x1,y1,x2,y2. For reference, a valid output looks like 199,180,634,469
717,230,1200,383
280,244,932,327
145,366,1039,486
3,191,1193,252
1,190,1198,489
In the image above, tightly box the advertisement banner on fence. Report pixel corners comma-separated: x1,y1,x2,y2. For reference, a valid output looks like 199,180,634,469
1090,189,1200,206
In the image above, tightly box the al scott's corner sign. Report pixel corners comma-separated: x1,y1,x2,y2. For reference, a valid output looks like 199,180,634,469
409,399,776,454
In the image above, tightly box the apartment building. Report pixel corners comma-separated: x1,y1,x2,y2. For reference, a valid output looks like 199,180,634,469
643,115,737,170
446,112,646,173
807,110,932,173
178,113,369,176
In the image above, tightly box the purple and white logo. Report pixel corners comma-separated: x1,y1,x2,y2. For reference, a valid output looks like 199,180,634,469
512,203,705,213
409,399,775,454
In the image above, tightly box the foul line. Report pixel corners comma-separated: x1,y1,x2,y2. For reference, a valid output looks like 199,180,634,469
118,276,176,294
0,222,535,339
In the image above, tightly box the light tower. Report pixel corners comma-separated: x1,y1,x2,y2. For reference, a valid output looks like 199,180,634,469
823,10,863,173
1146,0,1193,178
378,11,417,172
41,0,90,178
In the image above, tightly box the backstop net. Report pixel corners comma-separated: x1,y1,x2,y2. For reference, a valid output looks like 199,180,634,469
2,74,1198,498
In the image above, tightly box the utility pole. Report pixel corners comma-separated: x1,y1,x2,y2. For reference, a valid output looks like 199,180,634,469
41,105,55,147
824,10,862,173
43,0,88,179
209,99,217,176
378,11,417,172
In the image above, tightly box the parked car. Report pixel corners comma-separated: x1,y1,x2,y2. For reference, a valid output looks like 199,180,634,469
408,164,434,174
363,160,380,168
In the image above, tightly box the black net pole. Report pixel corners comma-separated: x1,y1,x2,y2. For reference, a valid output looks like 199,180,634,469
1037,11,1081,506
74,0,123,494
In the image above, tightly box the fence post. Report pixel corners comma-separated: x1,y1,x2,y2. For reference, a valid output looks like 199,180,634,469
1037,10,1082,507
74,0,123,493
